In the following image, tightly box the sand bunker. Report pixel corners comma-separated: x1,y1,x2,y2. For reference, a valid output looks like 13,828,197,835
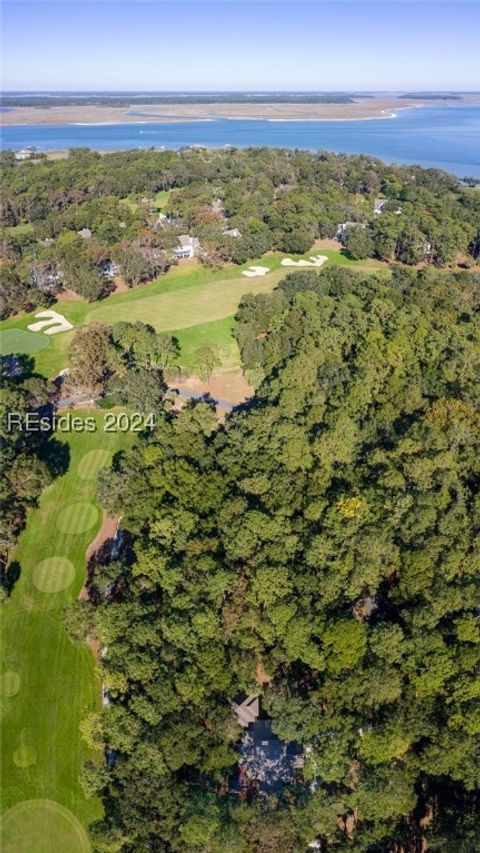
242,265,270,278
28,310,73,335
281,255,328,268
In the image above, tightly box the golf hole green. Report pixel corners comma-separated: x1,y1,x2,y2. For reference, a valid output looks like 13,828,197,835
0,672,21,698
13,745,37,768
32,558,76,594
0,329,50,356
56,503,98,535
77,449,112,480
0,799,91,853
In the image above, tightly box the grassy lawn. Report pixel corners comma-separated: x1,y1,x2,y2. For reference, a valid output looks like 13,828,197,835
1,799,91,853
119,196,139,213
316,247,385,270
172,316,240,370
9,224,34,236
120,189,172,213
84,266,286,330
154,189,172,210
0,248,387,379
0,417,132,849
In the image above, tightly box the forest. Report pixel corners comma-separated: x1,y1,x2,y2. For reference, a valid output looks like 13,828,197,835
0,365,55,560
0,94,358,107
1,147,480,852
61,264,480,852
1,146,479,317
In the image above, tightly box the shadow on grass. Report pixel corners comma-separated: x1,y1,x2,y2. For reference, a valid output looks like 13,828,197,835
39,437,71,478
1,560,21,597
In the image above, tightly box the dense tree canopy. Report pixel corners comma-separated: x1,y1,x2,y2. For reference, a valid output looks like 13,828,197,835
0,363,54,565
66,321,172,412
1,147,479,316
71,265,480,851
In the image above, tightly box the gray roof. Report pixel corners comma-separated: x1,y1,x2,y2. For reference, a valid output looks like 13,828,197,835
177,235,200,251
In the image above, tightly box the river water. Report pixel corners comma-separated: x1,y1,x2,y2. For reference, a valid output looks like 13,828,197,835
2,104,479,178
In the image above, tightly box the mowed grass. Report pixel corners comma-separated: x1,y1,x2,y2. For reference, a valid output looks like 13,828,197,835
154,189,172,209
0,417,132,842
172,316,240,369
1,799,91,853
85,265,286,330
56,502,99,535
0,329,50,356
0,248,387,379
9,224,34,236
77,450,113,481
33,558,76,594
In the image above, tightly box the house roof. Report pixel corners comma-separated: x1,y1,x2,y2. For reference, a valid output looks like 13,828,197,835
232,719,303,794
178,234,200,249
231,695,260,727
229,695,303,795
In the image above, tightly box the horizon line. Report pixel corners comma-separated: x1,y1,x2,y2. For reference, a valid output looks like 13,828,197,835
3,88,480,94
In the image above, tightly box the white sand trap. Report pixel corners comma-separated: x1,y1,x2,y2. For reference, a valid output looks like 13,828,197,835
281,255,328,268
27,310,73,335
242,265,270,278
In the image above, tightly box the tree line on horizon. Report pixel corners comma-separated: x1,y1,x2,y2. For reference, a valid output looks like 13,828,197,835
1,93,358,108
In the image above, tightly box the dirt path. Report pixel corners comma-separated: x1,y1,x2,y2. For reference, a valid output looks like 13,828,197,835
56,288,83,302
79,514,119,665
171,369,254,408
85,513,118,562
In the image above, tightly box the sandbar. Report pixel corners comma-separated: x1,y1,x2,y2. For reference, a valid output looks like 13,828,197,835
3,96,479,126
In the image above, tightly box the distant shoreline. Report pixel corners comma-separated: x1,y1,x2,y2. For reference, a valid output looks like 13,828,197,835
3,96,478,126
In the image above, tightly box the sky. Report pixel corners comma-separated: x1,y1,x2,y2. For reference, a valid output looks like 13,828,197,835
2,1,480,92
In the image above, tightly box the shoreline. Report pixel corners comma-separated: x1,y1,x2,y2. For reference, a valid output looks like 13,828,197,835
3,96,477,127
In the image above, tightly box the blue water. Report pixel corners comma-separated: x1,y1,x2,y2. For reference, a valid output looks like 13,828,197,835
2,104,479,177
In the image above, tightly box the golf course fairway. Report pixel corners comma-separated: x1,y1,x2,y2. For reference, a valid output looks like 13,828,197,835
0,416,133,850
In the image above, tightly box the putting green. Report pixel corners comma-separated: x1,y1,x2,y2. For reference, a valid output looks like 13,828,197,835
77,449,113,480
0,799,91,853
32,558,76,593
0,672,20,698
56,503,98,535
0,329,49,356
13,745,37,768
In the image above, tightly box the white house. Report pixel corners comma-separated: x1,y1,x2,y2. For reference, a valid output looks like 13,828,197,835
336,221,367,240
374,198,387,215
174,235,200,259
15,146,38,161
223,227,242,239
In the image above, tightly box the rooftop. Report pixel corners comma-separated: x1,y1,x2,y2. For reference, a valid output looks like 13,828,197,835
230,695,303,796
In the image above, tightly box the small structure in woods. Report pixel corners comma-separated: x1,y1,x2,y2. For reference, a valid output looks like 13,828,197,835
230,694,303,797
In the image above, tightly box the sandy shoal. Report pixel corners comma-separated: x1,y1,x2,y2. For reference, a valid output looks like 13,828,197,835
3,96,479,126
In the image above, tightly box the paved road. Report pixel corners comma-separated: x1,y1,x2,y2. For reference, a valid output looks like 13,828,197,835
57,393,96,409
56,388,236,413
170,386,235,412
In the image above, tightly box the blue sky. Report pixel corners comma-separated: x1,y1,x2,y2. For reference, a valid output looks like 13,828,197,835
2,2,479,91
